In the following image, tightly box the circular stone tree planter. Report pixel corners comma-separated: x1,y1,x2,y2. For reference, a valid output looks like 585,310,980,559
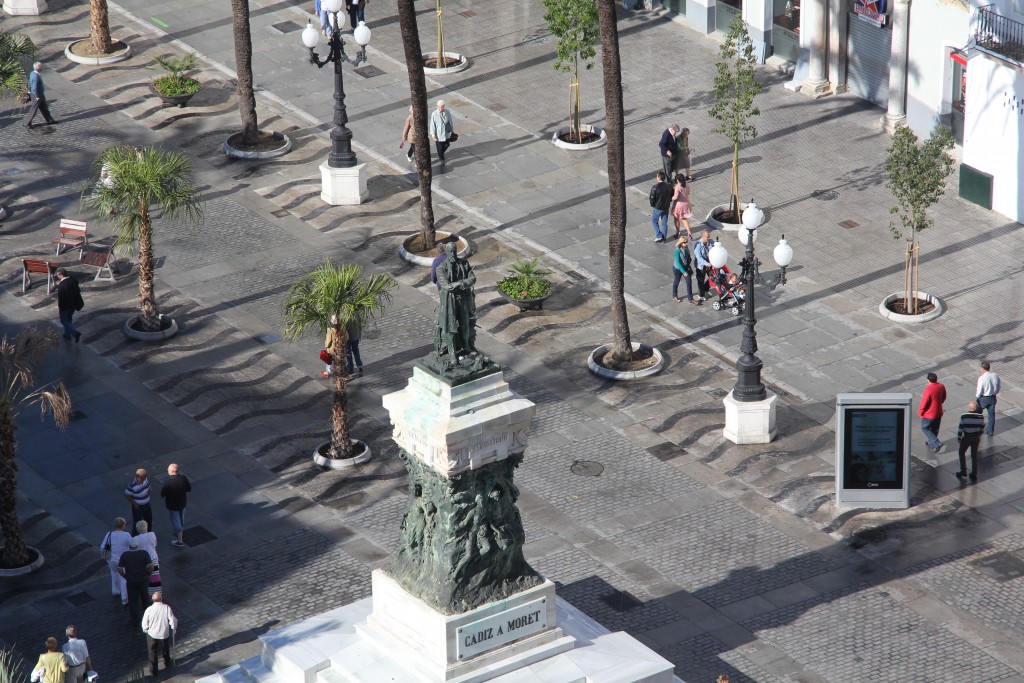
705,202,763,232
551,125,607,151
879,291,945,323
423,51,470,75
64,39,132,66
399,231,470,266
587,342,665,381
313,439,372,469
223,131,292,160
123,314,179,341
0,546,45,577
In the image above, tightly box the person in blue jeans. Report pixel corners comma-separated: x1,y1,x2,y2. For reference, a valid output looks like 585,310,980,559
976,361,1001,436
649,171,673,243
347,0,365,29
346,319,363,375
918,372,946,453
671,236,701,305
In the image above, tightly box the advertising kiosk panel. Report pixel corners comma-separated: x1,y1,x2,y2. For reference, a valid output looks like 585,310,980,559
835,393,911,509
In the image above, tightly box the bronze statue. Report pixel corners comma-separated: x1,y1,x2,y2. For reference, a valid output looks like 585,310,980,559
434,243,483,371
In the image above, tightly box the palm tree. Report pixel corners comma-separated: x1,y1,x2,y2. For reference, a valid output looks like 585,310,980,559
397,0,436,251
596,0,632,363
230,0,260,144
0,32,35,101
283,261,396,460
83,146,203,332
0,328,72,569
90,0,113,54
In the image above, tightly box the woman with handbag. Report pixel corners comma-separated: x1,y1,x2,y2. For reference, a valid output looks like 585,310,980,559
321,316,339,378
670,175,693,240
32,638,68,683
100,517,132,606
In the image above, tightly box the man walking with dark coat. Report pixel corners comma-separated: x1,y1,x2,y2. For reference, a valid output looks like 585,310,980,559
956,401,985,482
55,269,84,343
160,464,191,547
649,172,673,243
118,537,154,626
25,62,57,128
659,123,680,179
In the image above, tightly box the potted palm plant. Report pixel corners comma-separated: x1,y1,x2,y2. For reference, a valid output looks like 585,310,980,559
152,54,201,107
83,145,203,340
0,328,71,574
283,260,396,468
497,258,554,311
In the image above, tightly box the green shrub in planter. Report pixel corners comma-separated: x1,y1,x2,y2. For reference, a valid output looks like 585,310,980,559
153,53,201,96
497,258,553,300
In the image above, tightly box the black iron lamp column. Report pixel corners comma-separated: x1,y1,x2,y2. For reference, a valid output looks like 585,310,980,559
301,4,371,168
708,202,794,402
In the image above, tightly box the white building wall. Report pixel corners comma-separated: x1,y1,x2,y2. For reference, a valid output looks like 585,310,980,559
904,0,971,136
962,52,1024,223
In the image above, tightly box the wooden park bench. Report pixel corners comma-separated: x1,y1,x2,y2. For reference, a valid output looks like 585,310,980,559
21,258,59,293
80,245,117,282
50,219,90,257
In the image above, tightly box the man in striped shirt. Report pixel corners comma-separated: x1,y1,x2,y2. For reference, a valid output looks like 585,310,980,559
956,401,986,483
124,469,153,536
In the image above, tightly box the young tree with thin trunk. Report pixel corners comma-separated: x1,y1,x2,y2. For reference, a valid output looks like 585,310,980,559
709,15,762,221
543,0,599,145
283,261,396,460
89,0,113,54
0,328,71,568
397,0,436,251
84,146,203,332
885,125,954,314
231,0,260,145
596,0,632,363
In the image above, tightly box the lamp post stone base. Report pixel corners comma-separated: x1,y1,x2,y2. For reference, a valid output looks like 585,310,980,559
723,390,777,444
320,161,368,205
3,0,46,14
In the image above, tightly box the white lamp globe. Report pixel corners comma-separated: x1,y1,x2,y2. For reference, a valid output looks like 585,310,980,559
709,241,729,269
301,21,320,48
738,227,758,246
773,235,794,268
324,0,343,13
353,21,371,46
741,201,763,231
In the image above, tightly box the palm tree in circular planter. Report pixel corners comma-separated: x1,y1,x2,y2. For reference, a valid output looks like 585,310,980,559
152,53,201,107
497,258,554,310
0,328,71,570
283,261,396,465
83,145,203,338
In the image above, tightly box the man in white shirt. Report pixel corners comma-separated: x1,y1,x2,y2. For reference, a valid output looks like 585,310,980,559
976,361,1001,436
61,626,92,683
141,592,177,676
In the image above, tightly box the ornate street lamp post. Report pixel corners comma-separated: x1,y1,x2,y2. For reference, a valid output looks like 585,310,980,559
710,201,794,443
301,6,371,204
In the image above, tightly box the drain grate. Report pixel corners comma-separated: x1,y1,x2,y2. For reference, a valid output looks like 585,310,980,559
184,525,218,547
570,460,604,477
838,219,859,229
706,388,728,399
812,189,839,201
270,20,303,33
271,208,290,218
255,333,281,345
647,442,686,461
520,34,548,45
600,590,642,612
565,269,588,282
66,591,95,607
70,410,87,421
764,383,789,398
353,65,385,79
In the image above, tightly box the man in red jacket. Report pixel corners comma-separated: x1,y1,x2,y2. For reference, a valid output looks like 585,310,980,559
919,372,947,453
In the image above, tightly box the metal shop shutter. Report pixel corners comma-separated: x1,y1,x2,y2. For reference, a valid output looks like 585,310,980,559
847,15,892,108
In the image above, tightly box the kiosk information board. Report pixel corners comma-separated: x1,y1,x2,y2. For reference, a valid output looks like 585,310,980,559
835,393,911,509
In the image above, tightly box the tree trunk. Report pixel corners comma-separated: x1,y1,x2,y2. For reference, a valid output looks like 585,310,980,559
730,143,740,218
329,327,352,458
137,211,161,331
0,406,30,568
597,0,632,363
89,0,113,55
397,0,435,251
231,0,260,145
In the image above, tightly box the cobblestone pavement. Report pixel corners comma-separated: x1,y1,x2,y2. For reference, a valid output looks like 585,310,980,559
2,2,1024,683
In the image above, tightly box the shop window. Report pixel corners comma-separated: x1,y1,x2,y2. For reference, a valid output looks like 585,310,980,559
772,0,800,62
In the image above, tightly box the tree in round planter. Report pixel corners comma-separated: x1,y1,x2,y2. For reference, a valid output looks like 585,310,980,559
497,258,554,310
152,53,201,107
226,0,288,155
83,146,203,336
283,261,396,464
0,328,71,570
0,32,34,219
543,0,599,145
708,15,762,224
884,124,955,315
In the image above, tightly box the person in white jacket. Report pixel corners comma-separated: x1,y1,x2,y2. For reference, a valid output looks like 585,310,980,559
141,593,177,676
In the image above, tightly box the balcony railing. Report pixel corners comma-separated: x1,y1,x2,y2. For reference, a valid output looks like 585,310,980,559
973,5,1024,66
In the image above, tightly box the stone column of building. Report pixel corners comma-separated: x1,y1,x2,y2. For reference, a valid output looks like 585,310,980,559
745,0,772,63
686,0,716,35
827,0,848,94
884,0,911,132
801,0,831,96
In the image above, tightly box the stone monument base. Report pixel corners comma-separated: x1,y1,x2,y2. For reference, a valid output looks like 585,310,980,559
3,0,46,14
723,389,777,444
320,161,368,205
195,592,678,683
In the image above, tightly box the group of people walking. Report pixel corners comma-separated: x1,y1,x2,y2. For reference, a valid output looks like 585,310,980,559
401,99,457,165
918,363,1001,482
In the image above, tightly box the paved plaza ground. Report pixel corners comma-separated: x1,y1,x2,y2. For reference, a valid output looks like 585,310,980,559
2,0,1024,681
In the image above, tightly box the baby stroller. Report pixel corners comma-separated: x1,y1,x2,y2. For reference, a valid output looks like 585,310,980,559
708,265,745,315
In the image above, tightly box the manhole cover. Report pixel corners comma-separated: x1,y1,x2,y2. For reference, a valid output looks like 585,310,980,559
66,591,94,606
970,551,1024,582
600,590,642,612
838,219,859,229
812,189,839,201
570,460,604,477
647,442,686,461
255,333,281,345
270,20,303,33
706,388,728,399
353,65,385,79
184,525,218,547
